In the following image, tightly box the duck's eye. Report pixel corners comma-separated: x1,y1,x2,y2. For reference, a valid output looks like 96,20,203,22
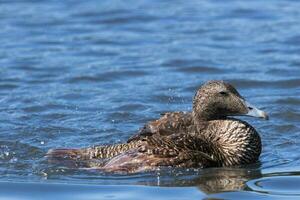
219,91,228,95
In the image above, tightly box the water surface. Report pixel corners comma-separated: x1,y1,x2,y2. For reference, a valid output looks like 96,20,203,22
0,0,300,199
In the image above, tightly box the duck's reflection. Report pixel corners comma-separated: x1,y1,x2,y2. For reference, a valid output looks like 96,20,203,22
140,165,262,194
193,166,262,194
46,154,263,194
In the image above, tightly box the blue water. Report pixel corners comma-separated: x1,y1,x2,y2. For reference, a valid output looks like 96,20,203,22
1,0,300,199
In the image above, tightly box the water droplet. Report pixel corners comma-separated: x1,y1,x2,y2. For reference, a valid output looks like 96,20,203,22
9,157,17,163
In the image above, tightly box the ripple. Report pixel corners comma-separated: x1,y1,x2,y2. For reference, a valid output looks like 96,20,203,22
228,79,300,89
284,35,300,46
94,14,157,25
71,9,129,19
22,103,66,113
116,103,148,112
57,93,90,102
162,59,217,69
174,66,223,74
266,69,300,77
273,110,300,122
0,83,19,90
271,124,298,133
275,98,300,106
229,8,274,20
66,70,149,84
247,176,300,195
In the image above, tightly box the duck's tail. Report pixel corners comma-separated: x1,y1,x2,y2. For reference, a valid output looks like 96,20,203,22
46,142,141,163
47,148,90,160
46,148,92,168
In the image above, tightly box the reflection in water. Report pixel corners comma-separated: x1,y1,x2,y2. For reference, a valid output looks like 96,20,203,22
196,168,300,196
137,165,263,194
194,166,262,194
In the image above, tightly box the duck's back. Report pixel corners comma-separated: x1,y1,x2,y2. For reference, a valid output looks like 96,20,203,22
128,111,193,142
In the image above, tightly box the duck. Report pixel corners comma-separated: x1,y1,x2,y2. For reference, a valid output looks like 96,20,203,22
47,80,268,173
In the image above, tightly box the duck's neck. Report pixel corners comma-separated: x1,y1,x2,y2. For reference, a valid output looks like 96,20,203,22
194,119,262,166
192,107,226,123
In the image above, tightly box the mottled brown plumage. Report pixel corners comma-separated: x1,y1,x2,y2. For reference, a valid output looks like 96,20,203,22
47,80,268,173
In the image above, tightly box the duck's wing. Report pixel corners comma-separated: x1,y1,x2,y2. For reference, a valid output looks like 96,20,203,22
47,141,143,164
141,133,217,166
127,111,193,142
101,133,218,173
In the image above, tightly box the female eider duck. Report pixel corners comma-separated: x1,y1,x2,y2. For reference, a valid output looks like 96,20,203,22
48,80,268,173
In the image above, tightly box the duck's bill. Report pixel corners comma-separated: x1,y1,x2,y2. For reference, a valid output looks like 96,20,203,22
244,101,269,120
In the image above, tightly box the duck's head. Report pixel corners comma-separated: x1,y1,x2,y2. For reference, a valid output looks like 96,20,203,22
192,80,268,121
